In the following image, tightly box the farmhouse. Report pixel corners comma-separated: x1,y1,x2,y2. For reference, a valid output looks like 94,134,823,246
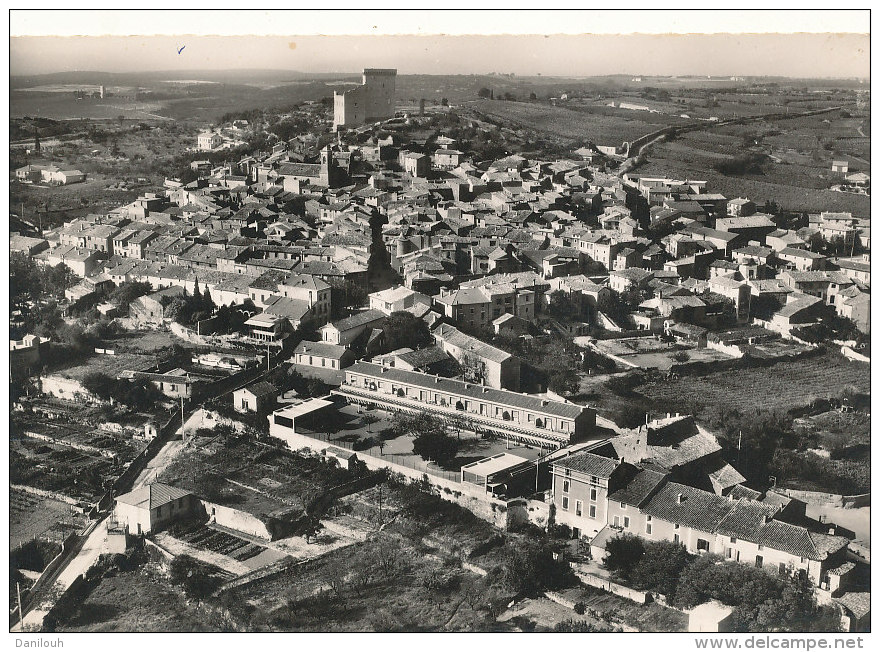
233,381,278,413
114,482,196,536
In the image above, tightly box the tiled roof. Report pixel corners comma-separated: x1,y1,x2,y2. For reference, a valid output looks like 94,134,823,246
295,340,350,359
328,309,386,332
345,362,589,420
433,323,512,364
553,452,619,478
240,381,277,397
835,592,871,619
715,499,780,540
607,468,668,506
726,485,762,501
641,482,733,533
395,346,453,369
116,482,191,510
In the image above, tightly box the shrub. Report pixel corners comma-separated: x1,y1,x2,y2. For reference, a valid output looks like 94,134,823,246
169,554,223,599
574,602,586,615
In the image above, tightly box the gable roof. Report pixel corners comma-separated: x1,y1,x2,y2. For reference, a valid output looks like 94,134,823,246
641,481,733,533
115,482,191,510
553,452,619,478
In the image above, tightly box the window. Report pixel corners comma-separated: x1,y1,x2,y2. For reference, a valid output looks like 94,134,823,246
562,480,569,493
697,539,710,552
613,516,620,527
156,506,162,517
779,563,787,575
674,523,680,530
590,488,597,502
757,544,764,551
800,557,806,564
646,523,652,535
674,533,680,544
623,517,630,529
730,537,737,544
589,505,596,518
755,556,763,569
561,496,569,510
591,475,599,485
575,501,582,517
621,503,627,510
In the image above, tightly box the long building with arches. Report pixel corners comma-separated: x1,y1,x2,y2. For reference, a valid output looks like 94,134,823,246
333,361,596,448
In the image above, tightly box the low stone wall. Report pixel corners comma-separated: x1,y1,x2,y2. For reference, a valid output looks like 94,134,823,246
777,488,870,509
199,500,273,540
841,346,870,363
544,590,577,610
575,570,651,604
280,429,510,529
11,483,80,507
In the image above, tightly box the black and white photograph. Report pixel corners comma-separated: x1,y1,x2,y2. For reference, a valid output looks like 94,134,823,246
6,6,872,641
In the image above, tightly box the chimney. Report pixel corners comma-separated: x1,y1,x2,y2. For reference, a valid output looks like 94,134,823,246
677,493,684,504
828,526,836,536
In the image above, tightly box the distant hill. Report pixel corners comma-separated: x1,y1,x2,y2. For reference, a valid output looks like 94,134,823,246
9,69,363,89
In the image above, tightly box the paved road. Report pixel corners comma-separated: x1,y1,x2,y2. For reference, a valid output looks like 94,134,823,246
13,519,109,631
13,425,190,632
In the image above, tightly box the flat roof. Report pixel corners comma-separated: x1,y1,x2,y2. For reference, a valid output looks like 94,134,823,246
461,452,530,477
273,397,334,419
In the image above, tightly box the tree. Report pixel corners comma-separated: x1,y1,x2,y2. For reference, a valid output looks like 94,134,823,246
81,372,117,402
382,311,432,351
477,88,492,99
412,430,460,467
671,350,691,363
501,540,575,595
630,540,693,601
110,281,152,312
548,367,580,396
441,98,449,107
301,515,324,544
548,290,581,321
10,251,43,303
169,555,222,599
46,263,80,294
602,534,645,583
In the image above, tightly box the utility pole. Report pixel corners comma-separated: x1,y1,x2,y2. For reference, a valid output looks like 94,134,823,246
180,394,185,439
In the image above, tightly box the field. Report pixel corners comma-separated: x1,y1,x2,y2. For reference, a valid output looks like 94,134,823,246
637,350,869,416
10,91,173,121
637,108,871,216
157,432,349,518
467,99,682,145
48,351,158,382
10,489,88,548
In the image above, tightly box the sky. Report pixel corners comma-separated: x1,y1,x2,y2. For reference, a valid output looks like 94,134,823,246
8,9,871,78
